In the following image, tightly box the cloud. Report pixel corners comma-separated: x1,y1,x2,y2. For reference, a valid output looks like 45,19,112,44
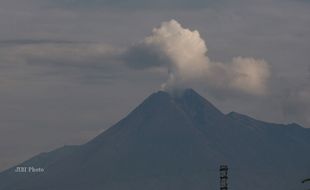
0,20,271,96
208,57,270,95
0,41,121,67
125,20,210,89
49,0,218,10
0,40,129,87
229,57,269,94
125,20,270,95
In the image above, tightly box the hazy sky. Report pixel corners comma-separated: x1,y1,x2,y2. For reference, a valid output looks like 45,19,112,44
0,0,309,171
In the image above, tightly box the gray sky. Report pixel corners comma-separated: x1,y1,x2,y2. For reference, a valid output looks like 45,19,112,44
0,0,309,171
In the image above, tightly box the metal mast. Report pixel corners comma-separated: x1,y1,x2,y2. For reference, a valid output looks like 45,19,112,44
220,165,228,190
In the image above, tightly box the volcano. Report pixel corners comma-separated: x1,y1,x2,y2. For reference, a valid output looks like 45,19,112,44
0,89,309,190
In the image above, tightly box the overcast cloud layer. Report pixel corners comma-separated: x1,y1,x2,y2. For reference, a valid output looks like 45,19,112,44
0,0,309,171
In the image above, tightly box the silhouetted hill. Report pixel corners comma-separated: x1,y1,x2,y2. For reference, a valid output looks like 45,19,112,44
0,89,309,190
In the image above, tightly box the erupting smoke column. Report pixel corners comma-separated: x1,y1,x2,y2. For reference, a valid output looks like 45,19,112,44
143,20,210,90
126,20,270,95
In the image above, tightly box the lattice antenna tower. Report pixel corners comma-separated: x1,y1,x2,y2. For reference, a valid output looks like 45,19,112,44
220,165,228,190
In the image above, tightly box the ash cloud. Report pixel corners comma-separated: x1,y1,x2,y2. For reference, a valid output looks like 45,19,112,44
0,20,271,96
125,20,270,95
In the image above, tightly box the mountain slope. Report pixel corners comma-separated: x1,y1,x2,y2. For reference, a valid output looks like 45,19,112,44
0,89,309,190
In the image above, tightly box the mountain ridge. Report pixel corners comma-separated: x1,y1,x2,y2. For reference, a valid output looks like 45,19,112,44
0,89,309,190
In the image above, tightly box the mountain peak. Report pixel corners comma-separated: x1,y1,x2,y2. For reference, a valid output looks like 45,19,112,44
159,88,199,98
144,88,204,102
119,88,224,130
152,89,222,113
175,88,223,114
146,88,224,123
1,89,310,190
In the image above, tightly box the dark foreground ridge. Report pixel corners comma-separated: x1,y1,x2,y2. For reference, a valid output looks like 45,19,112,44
0,89,309,190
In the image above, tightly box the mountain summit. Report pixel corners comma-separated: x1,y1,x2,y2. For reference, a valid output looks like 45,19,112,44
0,89,309,190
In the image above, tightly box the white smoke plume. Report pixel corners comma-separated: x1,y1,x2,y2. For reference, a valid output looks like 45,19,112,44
126,20,270,95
